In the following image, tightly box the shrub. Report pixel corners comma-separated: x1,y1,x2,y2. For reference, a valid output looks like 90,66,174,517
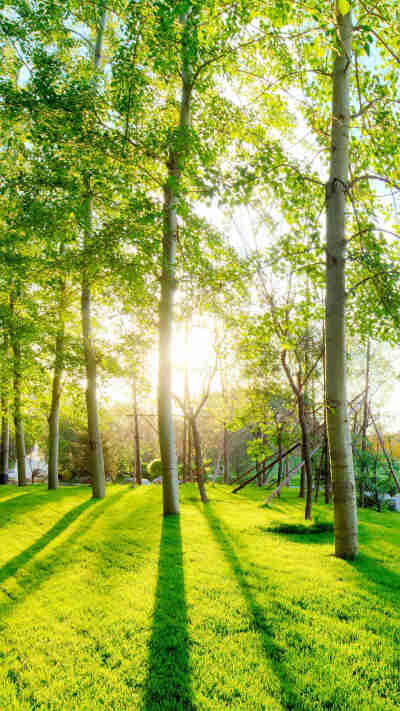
148,459,163,480
266,521,333,535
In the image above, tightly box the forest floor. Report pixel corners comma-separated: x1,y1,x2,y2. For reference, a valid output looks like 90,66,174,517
0,483,398,711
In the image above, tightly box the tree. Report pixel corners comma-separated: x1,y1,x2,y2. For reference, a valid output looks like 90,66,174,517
174,365,216,505
48,277,66,490
80,3,108,499
325,2,358,559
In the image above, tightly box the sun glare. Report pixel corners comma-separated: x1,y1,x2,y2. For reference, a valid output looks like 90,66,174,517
102,324,217,407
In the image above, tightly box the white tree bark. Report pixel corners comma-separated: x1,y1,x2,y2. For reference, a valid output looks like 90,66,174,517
325,5,358,559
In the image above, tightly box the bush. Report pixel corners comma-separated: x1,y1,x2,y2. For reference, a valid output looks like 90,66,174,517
59,468,74,482
266,521,333,535
148,459,163,480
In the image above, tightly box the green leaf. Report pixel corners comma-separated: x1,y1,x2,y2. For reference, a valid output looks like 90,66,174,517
338,0,350,15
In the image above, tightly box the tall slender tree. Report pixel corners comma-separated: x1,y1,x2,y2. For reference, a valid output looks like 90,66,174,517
10,290,27,487
81,3,108,499
325,1,358,559
158,6,194,515
0,334,9,485
48,279,66,490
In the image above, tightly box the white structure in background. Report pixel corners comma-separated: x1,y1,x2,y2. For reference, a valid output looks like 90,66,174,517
384,493,400,512
8,443,48,482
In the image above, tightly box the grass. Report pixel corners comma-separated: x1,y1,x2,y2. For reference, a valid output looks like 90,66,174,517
0,483,399,710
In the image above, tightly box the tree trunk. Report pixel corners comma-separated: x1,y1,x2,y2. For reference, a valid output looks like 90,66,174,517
0,332,9,485
361,340,370,456
223,423,229,484
0,397,9,485
158,231,180,510
256,460,262,487
183,346,189,482
324,435,331,504
213,431,224,485
325,5,357,558
298,393,313,520
182,416,187,482
158,11,193,514
190,417,208,504
13,341,26,487
277,427,282,497
133,377,141,485
373,454,381,512
10,293,26,487
81,6,107,500
314,446,324,501
299,463,305,498
359,339,370,507
48,285,66,490
82,266,105,498
187,422,193,482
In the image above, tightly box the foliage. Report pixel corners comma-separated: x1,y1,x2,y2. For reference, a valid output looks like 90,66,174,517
148,459,163,481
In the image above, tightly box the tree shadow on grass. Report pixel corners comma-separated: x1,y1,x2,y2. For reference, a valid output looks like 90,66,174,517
350,551,400,606
0,486,91,526
143,516,194,711
0,487,33,502
257,524,334,548
0,498,93,586
203,503,300,711
0,488,131,619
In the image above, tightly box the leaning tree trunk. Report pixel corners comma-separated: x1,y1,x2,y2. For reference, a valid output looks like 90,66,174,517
133,377,142,485
158,10,193,515
190,417,208,504
0,394,9,485
81,5,107,500
48,283,66,490
325,4,358,559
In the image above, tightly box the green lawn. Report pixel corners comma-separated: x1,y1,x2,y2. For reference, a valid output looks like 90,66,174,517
0,483,399,711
